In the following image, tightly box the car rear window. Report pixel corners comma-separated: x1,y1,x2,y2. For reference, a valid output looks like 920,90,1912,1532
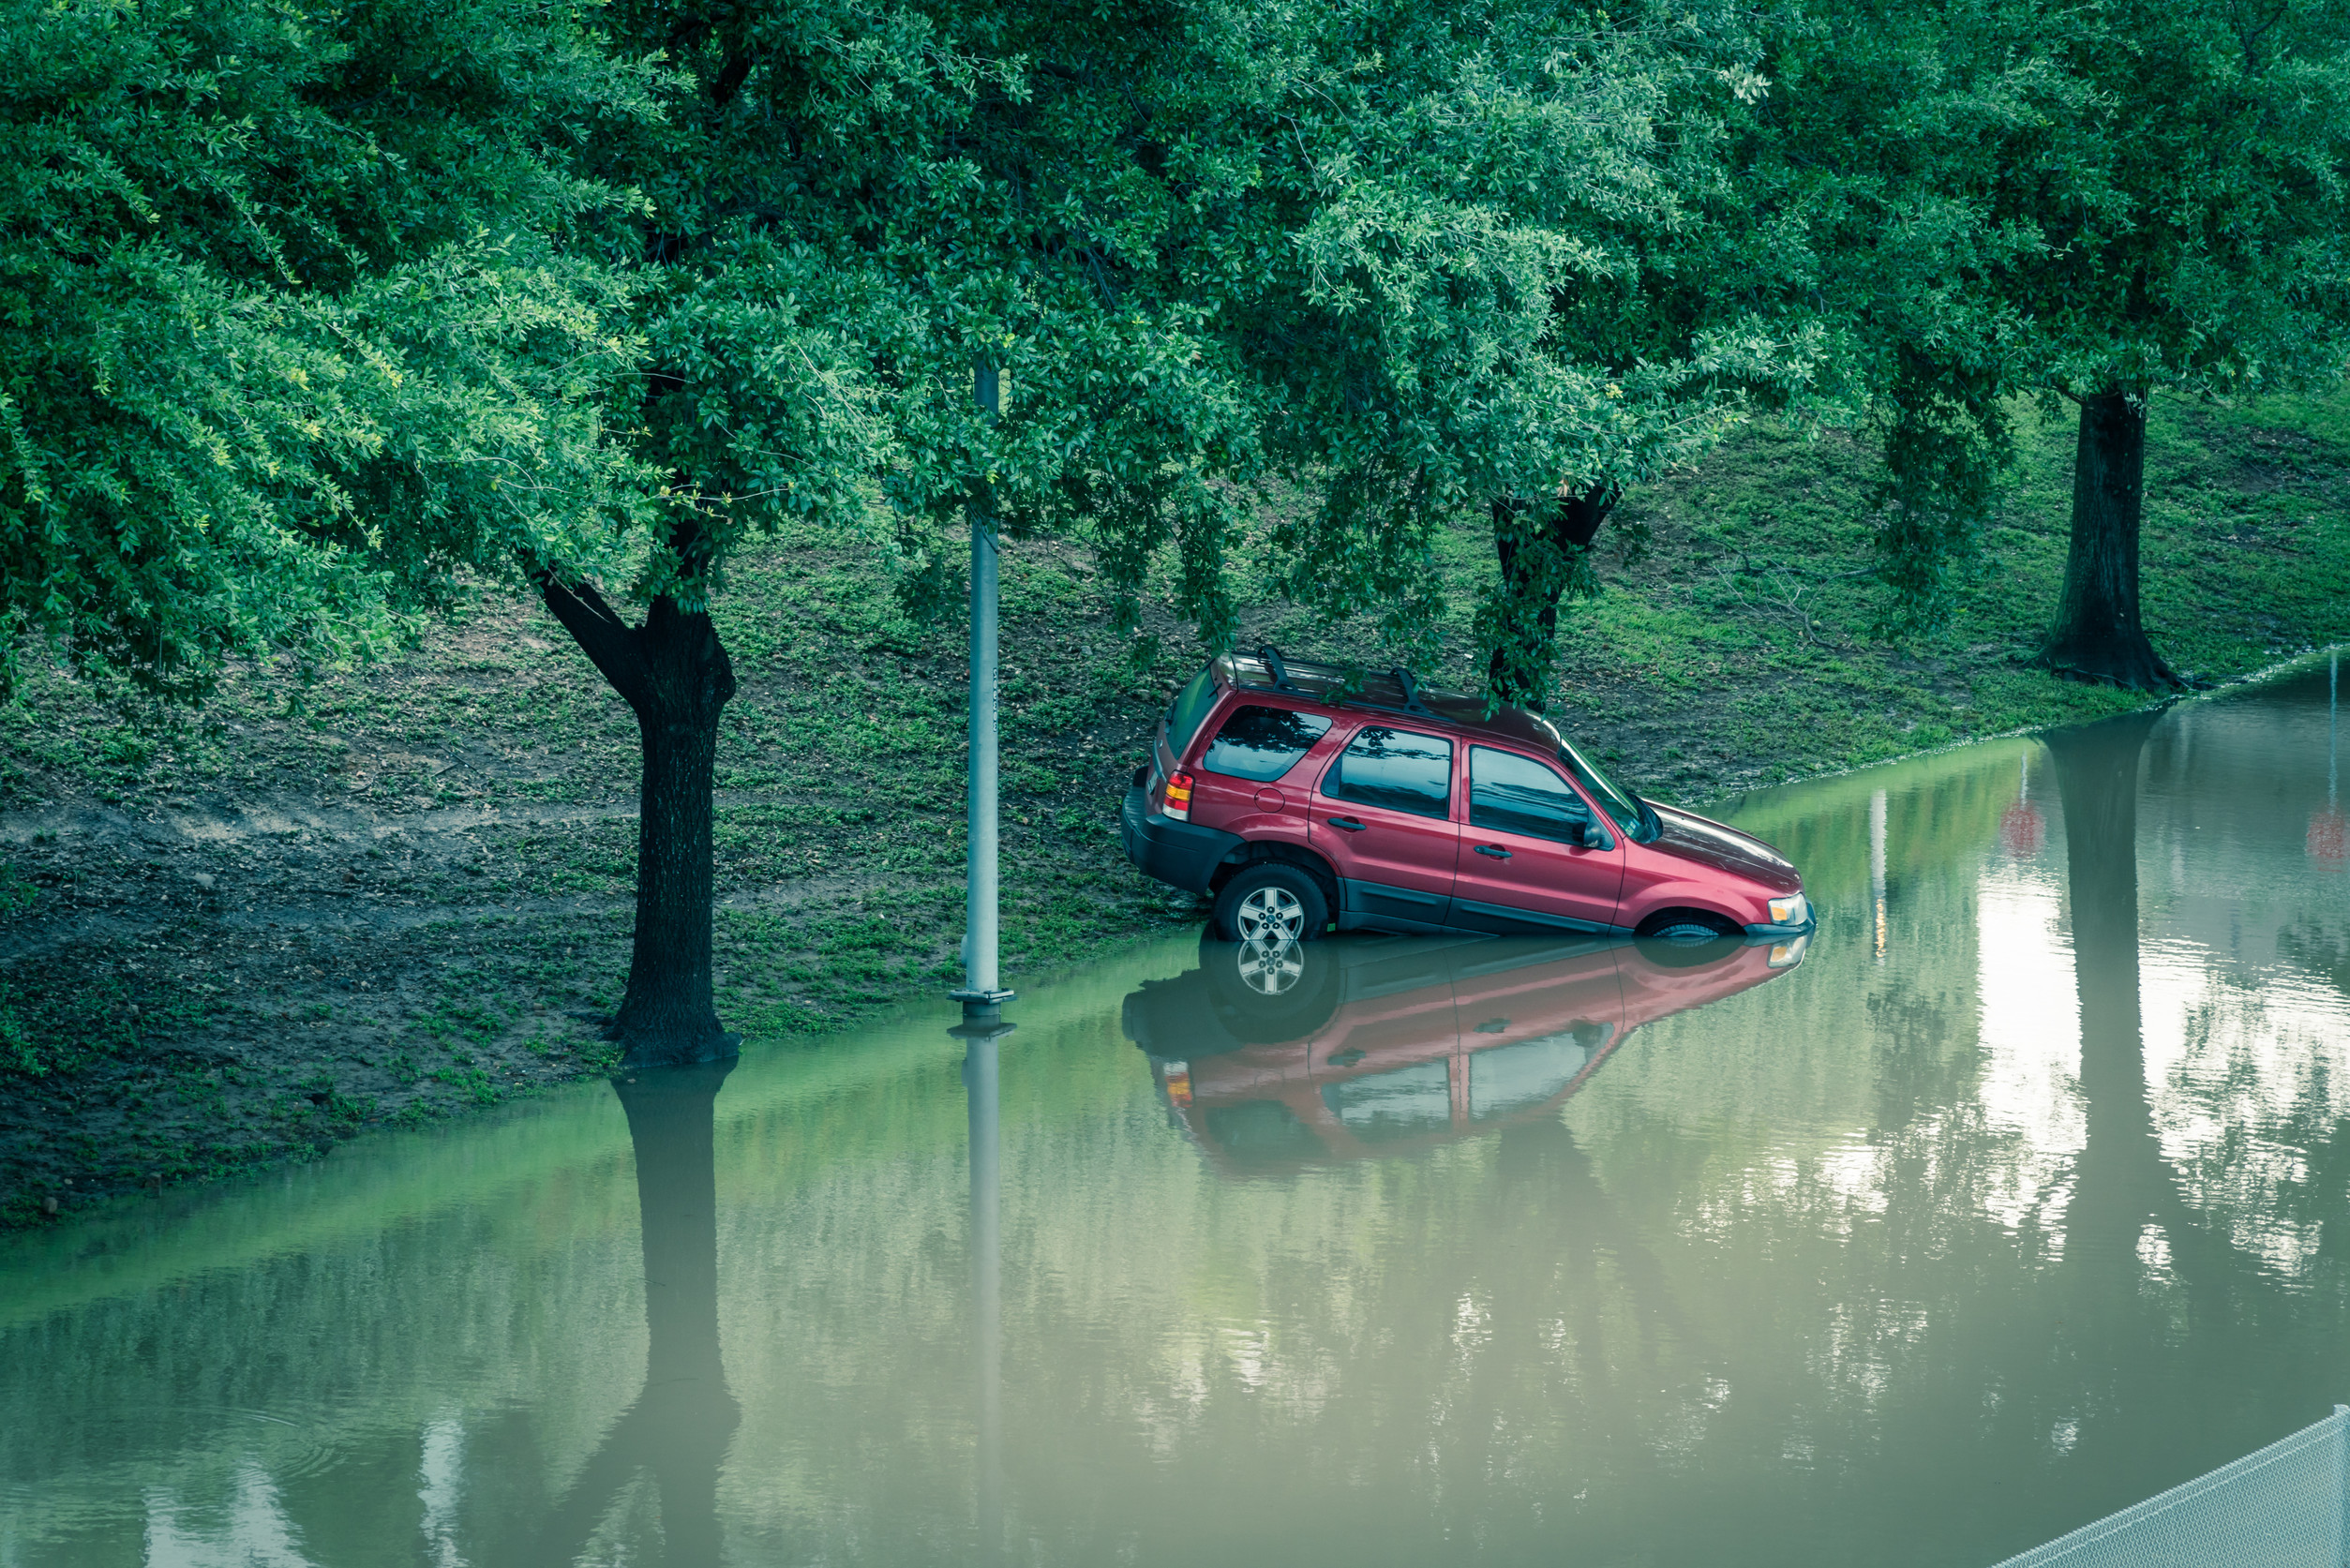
1201,706,1333,782
1321,726,1454,818
1162,667,1220,758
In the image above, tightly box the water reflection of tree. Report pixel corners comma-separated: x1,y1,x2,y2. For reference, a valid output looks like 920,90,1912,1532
529,1063,740,1566
2031,710,2345,1528
2049,709,2171,1257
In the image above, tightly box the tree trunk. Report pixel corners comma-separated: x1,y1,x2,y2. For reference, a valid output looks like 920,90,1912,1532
1485,483,1617,709
540,578,740,1066
2041,389,2183,691
530,1063,739,1564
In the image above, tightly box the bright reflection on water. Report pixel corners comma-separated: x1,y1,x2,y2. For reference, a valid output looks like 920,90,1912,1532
5,660,2350,1568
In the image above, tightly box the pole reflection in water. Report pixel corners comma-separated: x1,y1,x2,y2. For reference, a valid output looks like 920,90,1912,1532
956,1016,1011,1560
531,1063,740,1567
2001,752,2047,859
2314,651,2343,864
1871,787,1890,960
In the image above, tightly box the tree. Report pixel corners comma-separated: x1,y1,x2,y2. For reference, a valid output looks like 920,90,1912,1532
546,0,1847,1064
549,0,1300,1061
0,0,657,702
1747,0,2350,685
1188,0,1827,709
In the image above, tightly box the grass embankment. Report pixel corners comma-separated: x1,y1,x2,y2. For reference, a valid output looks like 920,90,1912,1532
3,389,2346,1226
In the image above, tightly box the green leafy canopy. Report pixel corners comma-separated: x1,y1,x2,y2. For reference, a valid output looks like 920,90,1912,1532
1743,0,2350,630
583,0,1835,700
0,0,666,699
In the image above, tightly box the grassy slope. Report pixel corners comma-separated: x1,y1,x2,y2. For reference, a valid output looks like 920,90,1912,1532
1,387,2345,1225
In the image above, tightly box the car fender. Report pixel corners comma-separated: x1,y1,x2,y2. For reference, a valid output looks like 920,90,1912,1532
1210,833,1339,901
1616,882,1759,933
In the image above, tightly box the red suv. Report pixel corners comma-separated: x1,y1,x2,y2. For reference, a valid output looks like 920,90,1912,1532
1120,649,1815,944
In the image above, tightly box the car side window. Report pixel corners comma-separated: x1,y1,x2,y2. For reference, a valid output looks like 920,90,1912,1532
1470,747,1597,844
1323,727,1455,818
1200,706,1334,782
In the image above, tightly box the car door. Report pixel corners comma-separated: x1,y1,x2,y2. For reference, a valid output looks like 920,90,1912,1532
1446,745,1626,934
1309,724,1459,929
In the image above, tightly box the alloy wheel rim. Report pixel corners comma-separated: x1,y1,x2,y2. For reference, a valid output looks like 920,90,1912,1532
1235,886,1305,945
1235,935,1305,995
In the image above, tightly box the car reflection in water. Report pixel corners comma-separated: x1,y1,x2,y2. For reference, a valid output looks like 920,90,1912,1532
1124,928,1807,1174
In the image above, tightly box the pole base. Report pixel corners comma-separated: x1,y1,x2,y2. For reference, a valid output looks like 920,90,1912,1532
950,988,1017,1025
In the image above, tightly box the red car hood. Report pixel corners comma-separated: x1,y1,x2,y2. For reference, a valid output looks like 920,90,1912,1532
1648,804,1801,893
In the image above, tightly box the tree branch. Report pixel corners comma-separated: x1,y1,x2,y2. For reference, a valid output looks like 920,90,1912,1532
536,572,651,712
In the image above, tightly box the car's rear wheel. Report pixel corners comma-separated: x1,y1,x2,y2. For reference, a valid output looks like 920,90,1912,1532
1212,863,1329,945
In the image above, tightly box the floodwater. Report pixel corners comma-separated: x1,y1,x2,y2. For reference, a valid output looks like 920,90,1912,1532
4,661,2347,1568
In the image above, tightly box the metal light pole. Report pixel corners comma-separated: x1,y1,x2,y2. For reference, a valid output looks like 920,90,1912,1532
953,363,1014,1021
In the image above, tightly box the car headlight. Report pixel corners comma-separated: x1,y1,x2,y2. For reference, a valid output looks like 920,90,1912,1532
1768,892,1809,927
1767,934,1809,969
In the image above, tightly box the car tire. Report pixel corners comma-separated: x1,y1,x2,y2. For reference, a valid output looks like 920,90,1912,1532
1212,862,1330,946
1637,908,1737,940
1631,909,1742,969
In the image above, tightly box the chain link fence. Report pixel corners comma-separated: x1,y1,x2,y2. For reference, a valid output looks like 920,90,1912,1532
1992,1406,2350,1568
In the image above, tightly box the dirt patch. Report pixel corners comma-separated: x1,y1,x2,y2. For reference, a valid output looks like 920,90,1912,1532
0,547,1209,1226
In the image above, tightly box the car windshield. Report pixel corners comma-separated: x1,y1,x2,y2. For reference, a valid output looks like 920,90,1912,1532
1557,739,1650,837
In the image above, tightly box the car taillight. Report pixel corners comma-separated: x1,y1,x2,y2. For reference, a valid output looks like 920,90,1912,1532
1163,1061,1192,1108
1163,771,1194,822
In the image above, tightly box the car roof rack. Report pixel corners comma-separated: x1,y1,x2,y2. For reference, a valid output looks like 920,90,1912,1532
1235,646,1442,721
1351,666,1440,721
1257,645,1303,693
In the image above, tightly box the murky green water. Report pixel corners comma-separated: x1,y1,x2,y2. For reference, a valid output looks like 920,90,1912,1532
5,662,2347,1568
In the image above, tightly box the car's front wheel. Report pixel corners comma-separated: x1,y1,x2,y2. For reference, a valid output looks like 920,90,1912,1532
1212,863,1330,946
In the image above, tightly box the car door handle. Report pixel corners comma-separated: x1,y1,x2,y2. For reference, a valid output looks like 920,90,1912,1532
1474,844,1512,859
1326,815,1367,832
